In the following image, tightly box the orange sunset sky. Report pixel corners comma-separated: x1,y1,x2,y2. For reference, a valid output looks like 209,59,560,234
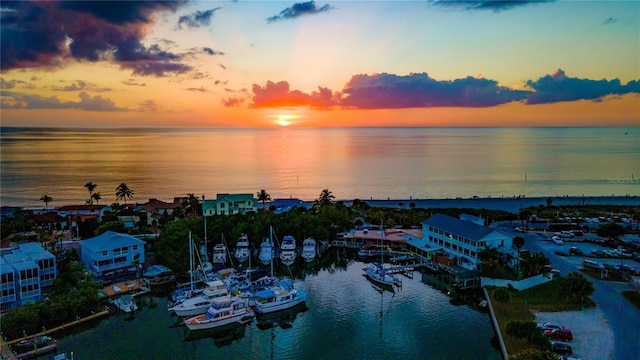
1,1,639,128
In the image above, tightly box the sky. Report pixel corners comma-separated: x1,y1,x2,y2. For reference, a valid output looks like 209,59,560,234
1,0,639,128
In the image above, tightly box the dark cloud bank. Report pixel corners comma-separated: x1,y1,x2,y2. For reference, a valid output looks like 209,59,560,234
234,70,639,110
1,1,196,76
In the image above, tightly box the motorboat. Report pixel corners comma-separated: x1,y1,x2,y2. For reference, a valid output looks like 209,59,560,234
300,238,317,263
253,280,307,314
279,235,297,266
169,280,230,317
182,296,255,330
15,335,56,351
259,237,275,266
212,243,227,266
234,234,250,264
114,294,138,313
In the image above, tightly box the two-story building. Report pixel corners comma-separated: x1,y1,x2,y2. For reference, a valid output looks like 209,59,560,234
202,194,258,216
0,242,57,311
421,213,516,270
79,231,145,278
138,198,182,226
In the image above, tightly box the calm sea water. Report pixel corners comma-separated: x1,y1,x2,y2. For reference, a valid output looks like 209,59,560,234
1,127,639,207
52,253,501,360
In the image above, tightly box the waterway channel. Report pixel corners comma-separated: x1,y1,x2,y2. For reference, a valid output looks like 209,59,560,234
52,250,501,359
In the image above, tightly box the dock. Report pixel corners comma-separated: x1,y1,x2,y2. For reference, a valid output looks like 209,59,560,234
98,278,150,299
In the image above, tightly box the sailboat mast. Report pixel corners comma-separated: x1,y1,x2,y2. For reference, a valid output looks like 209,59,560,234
189,231,194,291
270,226,274,277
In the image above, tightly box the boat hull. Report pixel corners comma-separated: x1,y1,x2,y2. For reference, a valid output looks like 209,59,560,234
185,312,254,331
254,290,307,314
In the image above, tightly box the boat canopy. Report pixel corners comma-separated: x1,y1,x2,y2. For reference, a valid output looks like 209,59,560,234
255,288,276,299
143,264,172,277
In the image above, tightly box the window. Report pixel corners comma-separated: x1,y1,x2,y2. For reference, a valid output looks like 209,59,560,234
1,273,14,283
133,245,138,251
103,250,108,256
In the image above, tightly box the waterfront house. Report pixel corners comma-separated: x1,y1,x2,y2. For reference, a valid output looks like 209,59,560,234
202,193,258,216
421,214,516,271
138,198,182,226
79,231,145,278
0,242,57,311
57,204,107,224
269,198,311,214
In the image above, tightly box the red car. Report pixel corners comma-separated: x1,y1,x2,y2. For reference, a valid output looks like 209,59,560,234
544,328,573,341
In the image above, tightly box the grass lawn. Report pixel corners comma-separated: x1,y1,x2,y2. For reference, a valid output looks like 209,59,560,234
487,279,587,355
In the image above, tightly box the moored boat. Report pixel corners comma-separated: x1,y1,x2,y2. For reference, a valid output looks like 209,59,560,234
234,234,250,264
213,242,227,266
300,238,317,263
363,262,402,288
182,296,254,330
169,280,230,317
279,235,297,266
259,237,275,266
253,280,307,314
114,294,138,313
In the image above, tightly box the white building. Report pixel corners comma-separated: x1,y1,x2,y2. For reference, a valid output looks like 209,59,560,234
421,214,517,270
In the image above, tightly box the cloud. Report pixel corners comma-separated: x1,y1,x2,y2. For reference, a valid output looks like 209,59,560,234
340,73,529,108
267,1,333,23
601,17,617,25
185,87,208,92
1,78,26,89
137,99,160,112
1,91,126,111
249,81,340,109
525,69,639,104
203,47,224,56
177,8,220,29
51,80,112,92
122,79,147,87
431,0,554,12
222,97,245,107
1,1,190,76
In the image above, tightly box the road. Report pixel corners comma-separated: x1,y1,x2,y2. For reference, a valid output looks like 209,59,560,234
494,223,639,359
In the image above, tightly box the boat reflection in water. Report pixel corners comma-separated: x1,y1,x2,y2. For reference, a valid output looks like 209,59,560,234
182,321,252,348
256,302,308,330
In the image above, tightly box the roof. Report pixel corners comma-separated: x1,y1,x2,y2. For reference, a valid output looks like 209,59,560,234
422,214,495,241
80,231,145,252
216,193,255,202
140,199,180,213
143,264,172,277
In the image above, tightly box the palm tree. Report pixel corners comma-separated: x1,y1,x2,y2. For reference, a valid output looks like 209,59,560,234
185,193,201,217
40,194,53,210
91,192,102,205
115,183,134,204
256,189,271,210
84,182,97,204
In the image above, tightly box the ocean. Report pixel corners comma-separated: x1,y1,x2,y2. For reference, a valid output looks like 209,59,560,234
1,127,638,208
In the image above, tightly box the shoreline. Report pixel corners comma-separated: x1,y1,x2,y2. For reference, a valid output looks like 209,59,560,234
338,195,640,214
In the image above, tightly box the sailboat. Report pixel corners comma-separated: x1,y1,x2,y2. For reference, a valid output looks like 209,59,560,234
363,224,402,288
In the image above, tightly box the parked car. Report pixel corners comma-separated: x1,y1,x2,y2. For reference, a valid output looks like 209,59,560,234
545,328,573,341
569,247,584,256
591,249,604,257
551,341,573,355
553,237,564,245
560,231,575,238
536,321,563,331
569,230,584,237
582,260,604,270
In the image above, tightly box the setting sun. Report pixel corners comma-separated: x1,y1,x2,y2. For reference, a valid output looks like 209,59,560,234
275,114,295,127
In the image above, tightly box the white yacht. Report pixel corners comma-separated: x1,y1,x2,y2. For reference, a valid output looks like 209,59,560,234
169,280,229,317
279,235,297,266
300,238,317,263
253,280,308,314
212,243,227,266
234,234,250,264
259,237,275,266
182,296,254,330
